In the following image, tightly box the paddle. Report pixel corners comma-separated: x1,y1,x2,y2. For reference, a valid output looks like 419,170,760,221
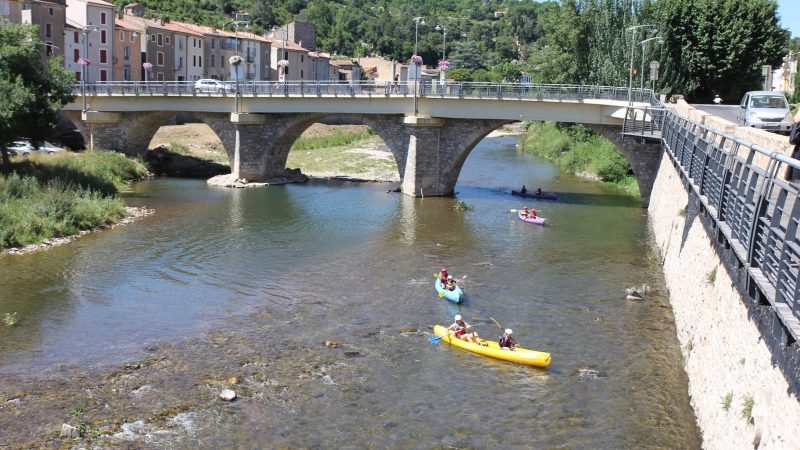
438,275,467,297
510,209,542,213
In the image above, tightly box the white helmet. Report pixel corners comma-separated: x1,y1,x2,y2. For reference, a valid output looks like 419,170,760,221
447,275,453,280
505,329,513,335
455,315,462,321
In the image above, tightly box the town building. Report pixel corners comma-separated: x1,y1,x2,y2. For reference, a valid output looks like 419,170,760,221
172,22,234,81
308,51,330,82
63,21,83,80
66,0,116,82
1,0,23,25
267,36,311,82
21,0,67,67
164,23,204,82
113,18,141,81
122,14,176,81
329,59,361,82
354,57,408,83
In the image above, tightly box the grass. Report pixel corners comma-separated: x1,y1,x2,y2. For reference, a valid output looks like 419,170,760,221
678,207,687,217
740,395,755,420
518,121,639,195
0,151,148,250
721,392,733,411
285,132,396,178
292,128,376,151
707,266,718,285
3,312,16,326
453,200,473,211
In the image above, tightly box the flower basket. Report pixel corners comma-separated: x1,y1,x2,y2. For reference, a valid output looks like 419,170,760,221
438,61,450,71
277,60,289,68
142,62,153,71
229,55,243,66
77,58,91,66
410,55,423,65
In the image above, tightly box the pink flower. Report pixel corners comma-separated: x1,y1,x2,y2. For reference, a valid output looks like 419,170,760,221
410,55,423,65
142,62,153,71
77,58,90,66
438,61,450,71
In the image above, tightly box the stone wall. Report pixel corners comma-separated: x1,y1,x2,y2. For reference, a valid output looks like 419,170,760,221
649,152,800,449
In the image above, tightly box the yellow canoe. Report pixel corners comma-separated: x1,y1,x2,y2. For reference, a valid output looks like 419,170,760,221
433,325,551,367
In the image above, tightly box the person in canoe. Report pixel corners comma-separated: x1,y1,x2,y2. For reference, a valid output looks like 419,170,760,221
447,315,485,345
536,188,542,195
521,206,536,219
520,185,528,194
499,329,520,351
521,206,530,217
439,268,449,287
446,275,457,291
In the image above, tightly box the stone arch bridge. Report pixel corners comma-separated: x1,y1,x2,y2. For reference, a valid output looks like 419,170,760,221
62,82,661,206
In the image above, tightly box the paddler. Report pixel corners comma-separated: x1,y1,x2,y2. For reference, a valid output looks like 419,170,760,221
439,268,449,287
499,329,519,351
520,185,528,194
447,315,485,346
536,187,542,195
446,275,457,291
521,206,529,217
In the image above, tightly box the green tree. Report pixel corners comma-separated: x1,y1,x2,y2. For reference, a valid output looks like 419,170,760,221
493,62,521,82
472,68,502,83
0,24,75,173
656,0,787,102
789,36,800,54
449,41,484,71
447,68,472,82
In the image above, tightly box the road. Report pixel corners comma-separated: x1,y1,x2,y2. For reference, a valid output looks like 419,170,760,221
691,104,739,123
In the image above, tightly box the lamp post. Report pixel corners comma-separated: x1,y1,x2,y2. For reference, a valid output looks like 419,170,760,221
626,24,657,105
639,36,663,92
435,24,447,61
67,18,98,112
227,21,249,113
412,16,425,117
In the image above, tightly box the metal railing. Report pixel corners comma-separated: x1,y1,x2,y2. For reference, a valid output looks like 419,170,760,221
661,109,800,334
73,81,654,102
622,106,667,139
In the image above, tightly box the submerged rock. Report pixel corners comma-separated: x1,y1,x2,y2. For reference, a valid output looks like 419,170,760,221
219,389,237,401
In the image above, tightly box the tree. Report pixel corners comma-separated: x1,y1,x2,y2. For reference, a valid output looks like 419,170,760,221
0,24,75,173
493,62,521,82
656,0,788,102
447,68,472,82
449,41,483,71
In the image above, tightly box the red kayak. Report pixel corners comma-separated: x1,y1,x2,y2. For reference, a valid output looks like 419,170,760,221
512,190,558,200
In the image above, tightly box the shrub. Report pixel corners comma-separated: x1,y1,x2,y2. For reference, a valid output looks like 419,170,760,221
447,68,472,82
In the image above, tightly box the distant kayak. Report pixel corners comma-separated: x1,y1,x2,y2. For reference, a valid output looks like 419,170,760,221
511,190,558,200
518,211,546,225
433,325,552,366
434,279,463,303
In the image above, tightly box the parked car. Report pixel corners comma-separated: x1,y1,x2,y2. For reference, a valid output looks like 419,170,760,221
193,79,235,94
737,91,794,134
6,141,35,157
38,141,65,154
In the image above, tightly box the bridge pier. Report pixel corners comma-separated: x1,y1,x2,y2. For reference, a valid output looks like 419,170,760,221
588,124,663,207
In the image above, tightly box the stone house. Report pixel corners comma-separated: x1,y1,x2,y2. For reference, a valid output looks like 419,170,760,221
354,57,408,83
66,0,116,82
21,0,66,68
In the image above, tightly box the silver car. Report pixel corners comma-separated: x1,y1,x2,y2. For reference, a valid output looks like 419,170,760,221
193,79,235,94
7,141,36,157
737,91,794,134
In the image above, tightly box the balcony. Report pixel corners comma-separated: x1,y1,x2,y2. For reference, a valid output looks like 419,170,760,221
245,55,255,63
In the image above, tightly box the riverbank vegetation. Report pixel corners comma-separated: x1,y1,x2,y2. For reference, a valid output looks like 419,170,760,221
0,152,149,250
518,121,638,195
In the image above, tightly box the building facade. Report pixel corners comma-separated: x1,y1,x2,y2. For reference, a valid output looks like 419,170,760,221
113,18,141,81
21,0,66,68
66,0,116,82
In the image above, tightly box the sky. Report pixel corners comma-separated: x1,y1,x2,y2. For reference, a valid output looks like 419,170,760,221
777,0,800,38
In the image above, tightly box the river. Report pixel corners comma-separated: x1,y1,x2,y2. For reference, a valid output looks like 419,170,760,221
0,136,702,448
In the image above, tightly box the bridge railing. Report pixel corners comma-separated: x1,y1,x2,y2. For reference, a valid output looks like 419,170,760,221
73,81,653,103
622,106,667,139
661,109,800,337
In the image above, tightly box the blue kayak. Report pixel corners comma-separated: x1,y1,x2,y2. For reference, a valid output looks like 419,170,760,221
434,279,463,303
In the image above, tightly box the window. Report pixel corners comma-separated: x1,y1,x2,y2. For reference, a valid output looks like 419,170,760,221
211,39,215,49
178,57,183,69
211,54,215,67
284,66,288,75
221,58,224,68
198,40,201,49
73,49,80,62
48,7,53,16
157,72,164,81
100,30,106,44
284,51,288,60
165,36,170,45
100,12,106,25
100,69,107,81
99,49,107,64
45,43,53,56
193,38,196,48
74,32,79,43
193,55,196,67
157,52,164,66
123,45,130,61
157,34,163,46
220,39,225,49
45,23,52,39
301,54,304,63
75,71,81,81
123,66,131,81
301,69,303,78
119,30,124,41
151,34,156,43
198,56,202,66
178,38,183,50
130,33,135,42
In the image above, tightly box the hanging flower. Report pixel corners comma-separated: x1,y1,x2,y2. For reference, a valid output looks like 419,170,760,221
438,61,450,71
229,55,244,66
410,55,423,65
77,57,91,66
142,62,153,71
277,60,289,68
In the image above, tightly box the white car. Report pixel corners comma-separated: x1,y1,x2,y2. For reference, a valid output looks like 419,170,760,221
38,141,65,154
737,91,794,135
193,79,235,94
7,141,36,157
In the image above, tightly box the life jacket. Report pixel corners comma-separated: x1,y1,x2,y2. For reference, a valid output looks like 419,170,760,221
499,335,513,347
453,321,467,337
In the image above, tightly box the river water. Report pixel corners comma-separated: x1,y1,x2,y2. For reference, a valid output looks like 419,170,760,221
0,136,701,448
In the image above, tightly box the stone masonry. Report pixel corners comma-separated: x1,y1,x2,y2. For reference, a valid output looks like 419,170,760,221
588,124,663,207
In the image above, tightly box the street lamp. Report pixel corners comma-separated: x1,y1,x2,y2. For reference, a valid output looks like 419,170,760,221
626,24,656,104
638,36,663,91
412,16,425,117
270,26,288,85
435,24,447,61
227,21,249,113
67,18,98,112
